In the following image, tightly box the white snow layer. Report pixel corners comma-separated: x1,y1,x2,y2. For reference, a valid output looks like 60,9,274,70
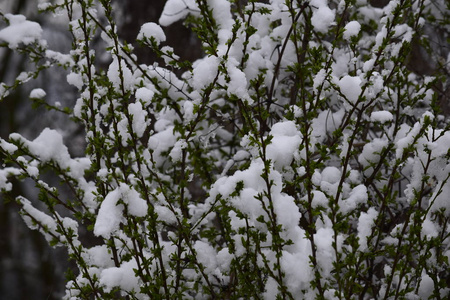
357,207,378,251
310,0,335,33
0,14,44,49
343,21,361,40
159,0,199,26
339,75,362,103
137,22,166,45
30,88,46,99
192,56,220,90
266,121,301,170
107,58,134,92
94,183,148,239
370,111,393,123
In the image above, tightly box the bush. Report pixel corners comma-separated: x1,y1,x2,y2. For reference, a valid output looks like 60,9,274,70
1,0,449,299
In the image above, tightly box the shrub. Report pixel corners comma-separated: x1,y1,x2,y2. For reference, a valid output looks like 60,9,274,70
0,0,449,299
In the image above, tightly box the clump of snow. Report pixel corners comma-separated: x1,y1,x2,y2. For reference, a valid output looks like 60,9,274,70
100,259,140,293
148,125,179,167
137,22,166,46
0,83,8,99
159,0,199,26
341,184,368,213
93,188,124,239
339,75,362,103
82,245,115,269
418,272,434,299
395,121,421,159
357,207,378,251
363,59,375,72
169,139,187,162
192,56,220,90
66,72,84,90
358,138,389,170
135,87,154,103
0,167,21,191
94,184,148,239
26,128,71,164
266,121,301,170
128,102,147,138
107,58,134,92
18,197,61,245
343,21,361,40
0,138,18,153
226,58,250,101
30,88,46,99
310,0,336,33
0,14,44,49
370,111,393,123
311,190,328,208
321,167,341,184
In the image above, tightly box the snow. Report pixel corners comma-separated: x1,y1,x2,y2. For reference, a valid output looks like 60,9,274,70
135,87,154,103
321,167,341,184
107,58,134,92
128,102,147,138
311,190,328,208
93,188,124,239
357,207,378,251
0,138,18,153
395,121,421,159
137,22,166,46
66,72,84,90
0,167,20,191
25,128,71,164
94,184,148,239
82,245,115,268
310,0,336,33
0,83,8,99
363,59,375,72
30,88,46,99
339,75,362,103
192,56,220,90
341,184,368,213
358,138,389,169
370,111,393,123
155,205,178,224
226,59,250,101
343,21,361,40
159,0,199,26
18,197,60,244
266,121,301,170
0,14,44,49
100,259,140,293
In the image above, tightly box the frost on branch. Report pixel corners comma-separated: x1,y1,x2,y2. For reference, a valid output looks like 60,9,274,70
0,0,449,299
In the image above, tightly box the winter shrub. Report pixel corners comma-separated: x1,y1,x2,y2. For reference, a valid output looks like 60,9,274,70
1,0,449,299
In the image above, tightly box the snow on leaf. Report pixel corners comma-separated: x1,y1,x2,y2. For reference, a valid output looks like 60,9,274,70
266,121,301,171
310,0,335,33
29,88,46,99
343,21,361,40
339,75,362,103
100,259,140,293
159,0,199,26
137,22,166,45
0,14,44,49
357,207,378,252
107,58,134,92
94,188,124,239
192,56,220,90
